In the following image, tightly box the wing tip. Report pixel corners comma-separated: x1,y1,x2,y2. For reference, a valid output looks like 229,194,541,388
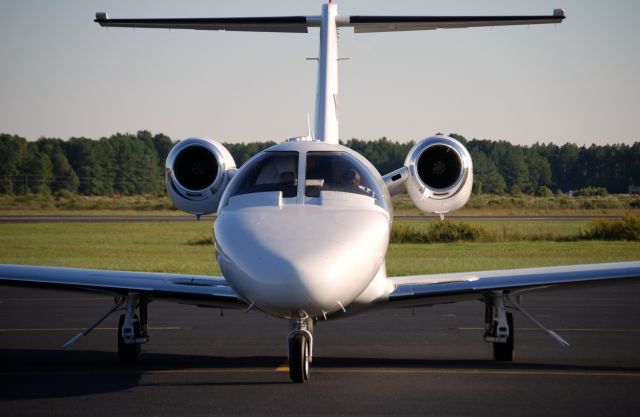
95,12,108,24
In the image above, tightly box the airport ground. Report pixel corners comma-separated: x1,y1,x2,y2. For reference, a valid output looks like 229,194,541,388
0,209,639,415
1,284,640,417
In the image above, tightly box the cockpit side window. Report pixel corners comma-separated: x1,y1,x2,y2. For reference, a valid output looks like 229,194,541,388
227,152,299,199
305,152,378,200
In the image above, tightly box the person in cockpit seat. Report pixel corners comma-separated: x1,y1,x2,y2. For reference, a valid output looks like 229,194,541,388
256,157,296,185
341,168,360,187
341,168,375,197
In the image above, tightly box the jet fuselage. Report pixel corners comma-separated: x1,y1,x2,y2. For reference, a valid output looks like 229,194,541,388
215,140,392,318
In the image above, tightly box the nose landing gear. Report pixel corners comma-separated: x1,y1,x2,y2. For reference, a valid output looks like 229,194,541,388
288,315,313,383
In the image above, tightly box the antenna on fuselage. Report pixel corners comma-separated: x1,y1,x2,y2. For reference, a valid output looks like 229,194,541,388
307,113,314,140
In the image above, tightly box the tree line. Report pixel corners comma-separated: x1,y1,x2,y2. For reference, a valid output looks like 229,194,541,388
1,131,638,196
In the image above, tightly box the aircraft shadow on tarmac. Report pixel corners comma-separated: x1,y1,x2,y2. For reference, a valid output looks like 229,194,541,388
1,349,639,400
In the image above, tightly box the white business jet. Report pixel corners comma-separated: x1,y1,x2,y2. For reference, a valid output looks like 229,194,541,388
1,1,639,383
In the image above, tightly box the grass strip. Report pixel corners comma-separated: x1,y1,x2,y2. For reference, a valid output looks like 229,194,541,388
1,222,638,276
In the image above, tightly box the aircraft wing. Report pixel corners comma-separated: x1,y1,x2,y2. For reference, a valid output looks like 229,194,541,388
0,264,243,309
344,10,566,33
386,261,640,308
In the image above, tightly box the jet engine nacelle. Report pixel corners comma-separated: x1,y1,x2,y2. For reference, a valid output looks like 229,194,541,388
165,137,236,216
405,135,473,215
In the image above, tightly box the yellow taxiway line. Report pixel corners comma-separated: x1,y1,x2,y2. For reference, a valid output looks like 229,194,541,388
0,327,182,332
459,327,640,333
275,363,290,372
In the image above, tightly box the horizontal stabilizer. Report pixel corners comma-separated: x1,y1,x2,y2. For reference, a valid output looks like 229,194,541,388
342,10,565,33
94,13,311,33
95,10,565,34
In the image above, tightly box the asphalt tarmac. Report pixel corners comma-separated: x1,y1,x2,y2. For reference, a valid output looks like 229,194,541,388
1,284,640,417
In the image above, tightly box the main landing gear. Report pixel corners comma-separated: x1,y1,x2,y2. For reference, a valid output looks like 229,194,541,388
484,291,514,362
482,290,572,361
61,291,150,363
117,293,149,364
288,315,313,383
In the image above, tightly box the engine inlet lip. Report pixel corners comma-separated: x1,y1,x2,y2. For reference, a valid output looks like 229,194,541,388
412,141,466,193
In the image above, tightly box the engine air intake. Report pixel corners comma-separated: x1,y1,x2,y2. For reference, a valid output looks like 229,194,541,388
173,145,219,191
416,144,462,190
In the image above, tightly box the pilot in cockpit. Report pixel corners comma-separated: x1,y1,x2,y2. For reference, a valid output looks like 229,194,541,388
341,168,361,187
341,168,375,198
256,157,296,186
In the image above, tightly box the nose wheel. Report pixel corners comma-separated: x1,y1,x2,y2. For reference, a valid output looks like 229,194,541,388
289,333,310,382
288,316,313,383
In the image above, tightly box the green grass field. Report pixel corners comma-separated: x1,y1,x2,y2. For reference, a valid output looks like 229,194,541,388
1,193,639,217
1,221,638,276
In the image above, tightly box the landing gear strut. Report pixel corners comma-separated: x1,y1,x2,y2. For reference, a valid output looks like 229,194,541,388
484,291,514,362
118,293,149,363
288,315,313,383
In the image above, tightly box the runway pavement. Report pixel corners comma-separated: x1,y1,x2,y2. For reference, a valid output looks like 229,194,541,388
1,284,640,416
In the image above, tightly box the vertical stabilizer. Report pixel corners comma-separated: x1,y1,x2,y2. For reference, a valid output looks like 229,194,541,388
314,2,339,144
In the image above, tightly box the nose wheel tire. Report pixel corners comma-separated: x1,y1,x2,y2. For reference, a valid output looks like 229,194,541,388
118,314,141,364
289,334,310,383
493,312,514,362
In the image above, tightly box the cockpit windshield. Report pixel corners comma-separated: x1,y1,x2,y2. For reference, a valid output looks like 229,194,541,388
305,152,385,207
222,148,389,212
226,151,298,199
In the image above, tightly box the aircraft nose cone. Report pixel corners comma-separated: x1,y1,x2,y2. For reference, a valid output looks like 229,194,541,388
215,205,389,317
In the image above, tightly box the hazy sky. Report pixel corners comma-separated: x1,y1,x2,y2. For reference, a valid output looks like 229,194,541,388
1,0,638,145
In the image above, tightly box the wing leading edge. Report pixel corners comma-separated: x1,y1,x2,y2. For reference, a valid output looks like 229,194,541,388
0,264,243,309
386,261,640,308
